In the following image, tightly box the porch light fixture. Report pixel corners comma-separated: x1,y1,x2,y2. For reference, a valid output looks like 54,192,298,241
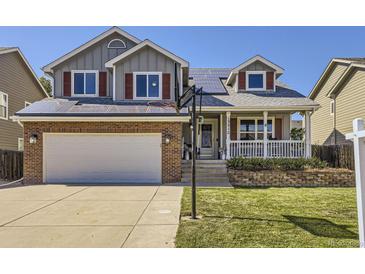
29,134,38,144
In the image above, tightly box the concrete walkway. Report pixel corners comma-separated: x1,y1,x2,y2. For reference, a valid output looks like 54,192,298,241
0,184,183,248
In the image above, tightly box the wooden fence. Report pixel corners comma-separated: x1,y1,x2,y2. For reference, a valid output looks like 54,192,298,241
312,144,354,170
0,150,23,181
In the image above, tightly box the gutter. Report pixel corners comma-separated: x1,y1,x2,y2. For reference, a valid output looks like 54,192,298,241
11,115,191,123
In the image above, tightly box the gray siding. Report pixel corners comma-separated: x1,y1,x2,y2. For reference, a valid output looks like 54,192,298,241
53,33,137,97
114,46,181,100
0,52,46,151
241,60,275,72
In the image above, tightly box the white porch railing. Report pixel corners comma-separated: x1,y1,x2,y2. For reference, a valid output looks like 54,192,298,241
230,140,305,158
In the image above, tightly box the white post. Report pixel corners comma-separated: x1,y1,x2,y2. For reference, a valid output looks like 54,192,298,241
346,118,365,248
226,112,231,160
263,111,268,158
304,111,312,158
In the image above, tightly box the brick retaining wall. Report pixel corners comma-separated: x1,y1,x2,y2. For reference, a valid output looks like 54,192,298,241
228,168,355,187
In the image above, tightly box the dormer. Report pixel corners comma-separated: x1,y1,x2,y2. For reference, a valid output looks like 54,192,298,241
226,55,284,92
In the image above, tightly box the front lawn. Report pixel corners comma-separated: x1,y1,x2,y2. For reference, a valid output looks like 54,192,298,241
175,187,358,248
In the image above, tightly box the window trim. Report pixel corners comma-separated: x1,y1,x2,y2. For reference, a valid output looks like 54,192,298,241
0,91,9,120
71,70,99,97
330,100,335,116
107,39,127,49
133,72,162,100
237,117,275,140
246,71,266,91
18,138,24,151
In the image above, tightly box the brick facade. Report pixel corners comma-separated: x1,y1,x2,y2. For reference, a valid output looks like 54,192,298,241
228,168,355,187
23,121,183,184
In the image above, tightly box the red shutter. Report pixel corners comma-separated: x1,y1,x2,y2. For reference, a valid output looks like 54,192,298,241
125,73,133,99
230,118,237,140
99,71,107,96
63,72,71,97
266,71,274,90
238,71,245,90
162,73,171,99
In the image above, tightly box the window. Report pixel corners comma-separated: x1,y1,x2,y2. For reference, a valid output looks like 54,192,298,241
330,100,334,115
239,118,274,140
0,91,8,120
18,138,24,151
107,39,126,49
25,101,31,107
72,70,98,96
134,72,162,99
246,71,266,91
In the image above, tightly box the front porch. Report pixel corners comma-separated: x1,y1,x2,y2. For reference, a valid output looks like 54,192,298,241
182,110,312,159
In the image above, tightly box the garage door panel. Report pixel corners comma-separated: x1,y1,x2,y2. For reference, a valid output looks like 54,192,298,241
44,134,162,184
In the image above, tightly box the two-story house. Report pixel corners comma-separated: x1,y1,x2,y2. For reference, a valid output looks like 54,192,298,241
12,27,319,185
309,58,365,145
0,47,49,151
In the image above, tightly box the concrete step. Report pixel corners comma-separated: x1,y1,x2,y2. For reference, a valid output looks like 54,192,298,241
181,163,227,169
182,160,226,165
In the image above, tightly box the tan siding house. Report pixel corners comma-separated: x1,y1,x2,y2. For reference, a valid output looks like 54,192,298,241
0,48,48,151
309,58,365,145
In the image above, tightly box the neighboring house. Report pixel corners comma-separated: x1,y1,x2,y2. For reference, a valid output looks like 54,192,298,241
0,47,49,151
12,27,318,185
291,120,303,130
309,58,365,145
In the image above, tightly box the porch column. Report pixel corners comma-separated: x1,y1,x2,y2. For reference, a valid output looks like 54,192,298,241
226,111,231,159
304,110,312,158
263,111,268,158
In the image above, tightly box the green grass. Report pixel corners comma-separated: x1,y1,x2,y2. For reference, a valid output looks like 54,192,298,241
175,187,359,248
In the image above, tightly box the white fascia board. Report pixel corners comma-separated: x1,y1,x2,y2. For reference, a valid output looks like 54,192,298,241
42,27,141,73
105,39,189,68
0,48,50,98
231,55,285,75
11,115,191,123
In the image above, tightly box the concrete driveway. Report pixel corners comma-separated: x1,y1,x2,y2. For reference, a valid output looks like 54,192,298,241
0,184,183,247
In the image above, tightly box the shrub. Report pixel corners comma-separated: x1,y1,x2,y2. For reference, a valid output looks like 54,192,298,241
227,157,327,171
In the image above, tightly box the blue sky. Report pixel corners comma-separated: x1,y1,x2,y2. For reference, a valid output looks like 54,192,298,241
1,26,365,96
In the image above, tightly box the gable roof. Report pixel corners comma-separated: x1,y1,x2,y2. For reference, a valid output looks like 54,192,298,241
105,39,189,68
326,61,365,98
226,55,284,85
42,27,141,73
0,47,50,98
308,58,365,99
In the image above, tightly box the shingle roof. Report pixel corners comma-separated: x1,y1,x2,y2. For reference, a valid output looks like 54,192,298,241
189,68,231,94
16,98,188,116
189,68,318,109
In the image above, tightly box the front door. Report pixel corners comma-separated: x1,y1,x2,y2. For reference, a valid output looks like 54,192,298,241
198,119,218,159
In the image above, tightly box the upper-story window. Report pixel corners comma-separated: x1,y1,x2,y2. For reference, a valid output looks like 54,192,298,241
133,72,162,100
107,39,126,49
330,100,335,115
0,91,8,120
246,71,266,91
71,70,99,96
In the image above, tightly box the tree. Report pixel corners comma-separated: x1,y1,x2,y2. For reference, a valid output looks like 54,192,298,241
290,128,305,140
39,76,52,96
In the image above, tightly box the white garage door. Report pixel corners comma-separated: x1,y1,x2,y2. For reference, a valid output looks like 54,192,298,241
43,133,162,184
